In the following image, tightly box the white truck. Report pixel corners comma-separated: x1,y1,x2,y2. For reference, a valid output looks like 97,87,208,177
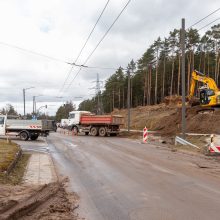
60,118,69,129
0,115,54,141
66,111,124,136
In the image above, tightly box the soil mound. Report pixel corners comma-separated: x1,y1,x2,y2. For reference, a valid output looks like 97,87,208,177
113,104,220,136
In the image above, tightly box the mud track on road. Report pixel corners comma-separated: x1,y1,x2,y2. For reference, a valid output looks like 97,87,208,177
0,180,80,220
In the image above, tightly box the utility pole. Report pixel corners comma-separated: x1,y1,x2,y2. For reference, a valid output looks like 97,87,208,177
23,86,34,117
33,96,35,114
23,89,25,116
181,18,186,139
127,69,131,132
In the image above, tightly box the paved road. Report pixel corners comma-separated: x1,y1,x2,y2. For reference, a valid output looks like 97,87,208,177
18,133,220,220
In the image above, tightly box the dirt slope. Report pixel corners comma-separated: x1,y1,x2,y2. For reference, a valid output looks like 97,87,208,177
113,104,220,135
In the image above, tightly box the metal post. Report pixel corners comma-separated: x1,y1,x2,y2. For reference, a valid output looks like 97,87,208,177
181,18,186,139
35,100,37,114
33,96,35,114
23,89,25,116
127,69,131,132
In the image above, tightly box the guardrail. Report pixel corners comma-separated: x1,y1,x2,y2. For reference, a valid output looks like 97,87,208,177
175,136,200,149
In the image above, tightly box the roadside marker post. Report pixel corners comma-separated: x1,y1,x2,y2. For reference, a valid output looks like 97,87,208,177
209,134,220,153
143,127,148,143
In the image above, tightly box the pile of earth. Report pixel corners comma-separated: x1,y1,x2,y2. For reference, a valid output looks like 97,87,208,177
0,180,82,220
113,104,220,136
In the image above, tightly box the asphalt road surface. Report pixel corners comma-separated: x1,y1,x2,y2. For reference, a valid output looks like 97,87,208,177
19,133,220,220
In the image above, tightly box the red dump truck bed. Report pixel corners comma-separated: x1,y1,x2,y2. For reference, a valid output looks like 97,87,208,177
80,115,124,125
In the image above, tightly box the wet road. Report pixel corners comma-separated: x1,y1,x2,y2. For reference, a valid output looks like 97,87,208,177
21,133,220,220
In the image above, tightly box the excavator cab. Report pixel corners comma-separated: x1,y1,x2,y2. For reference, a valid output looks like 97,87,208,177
199,89,215,105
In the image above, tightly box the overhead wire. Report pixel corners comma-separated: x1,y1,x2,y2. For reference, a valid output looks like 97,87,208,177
187,7,220,29
198,17,220,31
65,0,132,92
0,41,69,64
58,0,111,95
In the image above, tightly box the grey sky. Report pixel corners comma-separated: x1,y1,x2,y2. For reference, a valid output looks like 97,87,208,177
0,0,219,115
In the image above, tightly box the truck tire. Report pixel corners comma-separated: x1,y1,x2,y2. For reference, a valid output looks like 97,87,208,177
90,127,98,136
71,126,78,135
20,131,29,141
99,127,107,137
30,134,39,140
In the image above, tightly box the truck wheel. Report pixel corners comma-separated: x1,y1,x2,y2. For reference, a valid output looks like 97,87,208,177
30,134,39,140
20,131,29,141
90,127,98,136
99,127,107,137
72,126,78,135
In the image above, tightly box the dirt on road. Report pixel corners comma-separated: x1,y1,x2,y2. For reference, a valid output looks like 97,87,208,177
0,179,81,220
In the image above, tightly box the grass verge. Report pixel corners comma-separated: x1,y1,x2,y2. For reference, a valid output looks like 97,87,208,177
0,140,20,172
0,153,30,185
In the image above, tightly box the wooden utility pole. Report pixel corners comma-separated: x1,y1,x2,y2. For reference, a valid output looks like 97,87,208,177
127,69,131,132
181,18,186,139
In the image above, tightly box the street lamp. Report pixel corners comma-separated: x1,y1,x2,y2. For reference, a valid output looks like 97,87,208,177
35,105,47,119
23,87,34,116
33,95,43,114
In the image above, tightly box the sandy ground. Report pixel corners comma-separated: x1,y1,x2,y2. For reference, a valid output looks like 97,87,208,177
0,180,80,220
0,146,83,220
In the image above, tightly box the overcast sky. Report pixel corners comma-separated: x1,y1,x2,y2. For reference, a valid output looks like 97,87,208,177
0,0,219,116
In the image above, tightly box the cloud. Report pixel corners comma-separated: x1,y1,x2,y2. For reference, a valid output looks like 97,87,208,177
0,0,219,115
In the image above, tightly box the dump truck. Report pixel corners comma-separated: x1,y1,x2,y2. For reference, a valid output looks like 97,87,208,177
0,115,54,140
67,111,124,136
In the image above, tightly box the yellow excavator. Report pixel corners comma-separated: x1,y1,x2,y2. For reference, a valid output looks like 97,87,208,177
188,70,220,112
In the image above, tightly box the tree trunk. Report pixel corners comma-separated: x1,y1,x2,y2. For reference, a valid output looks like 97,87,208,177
170,59,175,97
198,51,202,72
148,65,152,105
187,52,192,95
155,66,158,104
143,70,147,106
112,90,114,110
177,54,181,96
118,88,121,109
203,52,206,74
162,56,166,99
207,52,210,76
122,87,124,109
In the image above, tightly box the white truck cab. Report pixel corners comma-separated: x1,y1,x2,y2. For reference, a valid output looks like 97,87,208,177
0,115,6,135
67,111,91,130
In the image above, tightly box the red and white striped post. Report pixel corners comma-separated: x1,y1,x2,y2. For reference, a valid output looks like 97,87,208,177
143,127,148,143
209,134,220,153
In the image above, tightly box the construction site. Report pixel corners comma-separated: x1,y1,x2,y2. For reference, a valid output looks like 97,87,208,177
1,1,220,220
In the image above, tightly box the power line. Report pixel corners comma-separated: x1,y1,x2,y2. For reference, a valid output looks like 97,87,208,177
58,0,110,95
198,17,220,31
65,0,132,92
0,41,69,64
83,0,132,65
0,41,117,71
187,7,220,29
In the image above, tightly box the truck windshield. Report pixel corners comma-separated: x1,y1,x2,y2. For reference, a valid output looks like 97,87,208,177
0,117,4,125
69,113,75,119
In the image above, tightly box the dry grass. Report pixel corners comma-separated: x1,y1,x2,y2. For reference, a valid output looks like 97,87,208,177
0,153,30,185
0,140,20,172
0,139,30,184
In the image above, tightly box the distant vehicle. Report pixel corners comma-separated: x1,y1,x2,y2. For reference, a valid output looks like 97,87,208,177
60,119,69,128
66,110,124,136
0,115,54,141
